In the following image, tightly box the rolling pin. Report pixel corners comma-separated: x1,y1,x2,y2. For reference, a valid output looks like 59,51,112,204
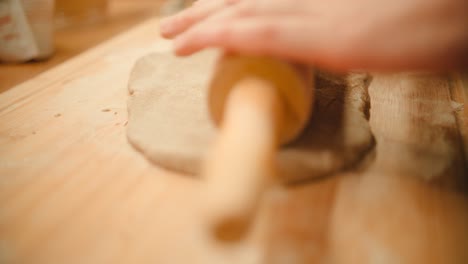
203,54,315,241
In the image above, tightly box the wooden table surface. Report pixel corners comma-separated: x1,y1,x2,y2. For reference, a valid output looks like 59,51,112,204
0,10,467,264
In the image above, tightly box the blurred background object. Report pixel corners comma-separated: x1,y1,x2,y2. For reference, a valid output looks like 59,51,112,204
0,0,167,92
0,0,55,62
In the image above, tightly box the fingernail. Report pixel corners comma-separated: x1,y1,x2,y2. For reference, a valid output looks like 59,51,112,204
173,35,185,50
160,20,172,35
174,35,192,56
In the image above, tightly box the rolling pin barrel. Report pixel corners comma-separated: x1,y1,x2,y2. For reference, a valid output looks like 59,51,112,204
209,55,314,144
204,54,314,241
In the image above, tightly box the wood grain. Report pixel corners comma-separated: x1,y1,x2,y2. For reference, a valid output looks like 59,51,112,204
0,17,467,264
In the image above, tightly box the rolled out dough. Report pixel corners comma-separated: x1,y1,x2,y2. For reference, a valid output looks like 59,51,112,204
127,51,374,182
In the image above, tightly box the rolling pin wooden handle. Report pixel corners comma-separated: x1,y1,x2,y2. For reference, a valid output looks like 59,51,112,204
204,54,314,242
204,77,285,241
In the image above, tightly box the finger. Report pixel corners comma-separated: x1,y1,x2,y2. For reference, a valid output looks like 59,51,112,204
163,0,266,40
173,17,330,64
160,0,219,38
160,0,242,39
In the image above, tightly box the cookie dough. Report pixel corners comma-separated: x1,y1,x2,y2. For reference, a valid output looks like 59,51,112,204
126,51,373,182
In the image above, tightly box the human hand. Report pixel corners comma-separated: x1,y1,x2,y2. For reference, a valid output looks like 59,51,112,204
160,0,468,71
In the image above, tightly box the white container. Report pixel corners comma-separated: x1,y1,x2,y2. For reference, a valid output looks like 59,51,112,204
0,0,54,62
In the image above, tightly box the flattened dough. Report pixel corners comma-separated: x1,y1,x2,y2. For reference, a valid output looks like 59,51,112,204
127,51,374,182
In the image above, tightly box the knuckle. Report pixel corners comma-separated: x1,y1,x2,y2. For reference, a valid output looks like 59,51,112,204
257,22,279,41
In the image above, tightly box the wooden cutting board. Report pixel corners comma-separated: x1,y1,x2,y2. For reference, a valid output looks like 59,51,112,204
0,17,467,264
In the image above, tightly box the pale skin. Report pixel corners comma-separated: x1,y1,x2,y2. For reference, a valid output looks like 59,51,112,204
160,0,468,71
